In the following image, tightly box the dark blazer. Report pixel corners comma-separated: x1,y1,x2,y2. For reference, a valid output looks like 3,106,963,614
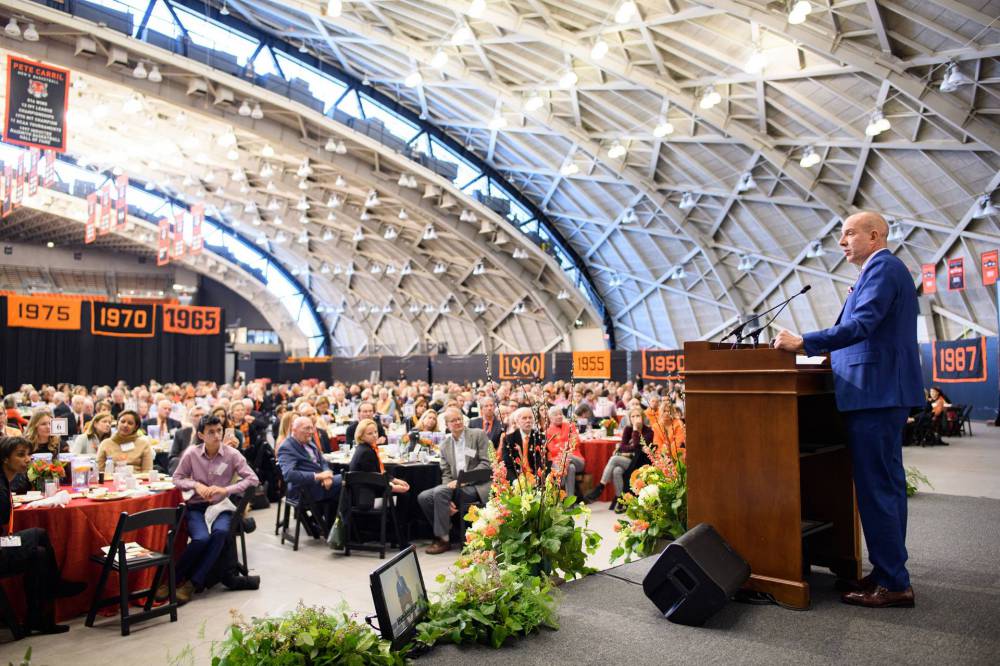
620,425,654,456
468,416,503,449
802,250,924,412
142,417,182,435
53,404,79,438
500,429,549,482
276,436,334,503
344,420,386,448
167,427,197,474
347,444,387,508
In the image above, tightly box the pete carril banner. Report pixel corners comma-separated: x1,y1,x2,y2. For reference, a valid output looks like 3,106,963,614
921,263,937,294
3,56,70,152
641,349,685,380
932,338,987,383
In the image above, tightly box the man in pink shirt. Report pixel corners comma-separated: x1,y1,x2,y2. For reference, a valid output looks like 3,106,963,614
169,414,258,603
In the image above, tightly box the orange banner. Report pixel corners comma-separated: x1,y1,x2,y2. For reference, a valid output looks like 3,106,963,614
91,301,156,338
162,304,221,335
498,353,545,380
572,350,611,379
6,294,81,330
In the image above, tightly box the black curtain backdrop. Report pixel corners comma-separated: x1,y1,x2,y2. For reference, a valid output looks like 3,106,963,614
0,296,225,389
380,355,430,383
430,354,491,383
329,356,380,384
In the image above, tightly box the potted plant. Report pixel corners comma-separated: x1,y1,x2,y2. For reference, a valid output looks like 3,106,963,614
26,459,66,492
611,442,687,563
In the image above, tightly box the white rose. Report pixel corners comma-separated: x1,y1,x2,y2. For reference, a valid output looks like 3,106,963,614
639,484,659,506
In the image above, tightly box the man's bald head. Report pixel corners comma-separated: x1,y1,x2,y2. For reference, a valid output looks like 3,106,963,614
840,211,889,266
291,415,316,443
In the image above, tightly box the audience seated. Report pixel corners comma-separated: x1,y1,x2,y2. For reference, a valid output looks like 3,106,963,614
345,402,387,447
468,396,503,449
96,410,153,472
585,407,653,510
0,436,86,635
276,416,342,533
545,406,585,500
500,407,548,482
142,399,181,441
348,418,410,508
23,411,65,460
417,408,492,555
1,407,22,437
168,404,206,474
70,412,113,455
168,415,259,603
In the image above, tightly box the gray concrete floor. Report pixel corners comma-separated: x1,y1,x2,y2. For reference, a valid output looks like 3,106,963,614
1,424,996,665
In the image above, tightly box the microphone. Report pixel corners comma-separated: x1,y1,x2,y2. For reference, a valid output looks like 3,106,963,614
742,285,812,345
723,285,811,342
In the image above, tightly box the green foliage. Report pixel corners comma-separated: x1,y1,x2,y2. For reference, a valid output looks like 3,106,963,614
416,560,559,649
905,466,933,497
611,456,687,563
210,603,408,666
464,478,601,581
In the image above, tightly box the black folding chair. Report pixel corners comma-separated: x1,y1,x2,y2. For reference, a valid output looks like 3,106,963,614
279,494,325,551
226,491,254,576
451,468,491,543
85,505,185,636
0,572,25,640
341,472,403,559
960,404,974,436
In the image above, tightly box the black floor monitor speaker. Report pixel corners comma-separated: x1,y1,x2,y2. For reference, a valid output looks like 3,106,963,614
642,523,751,626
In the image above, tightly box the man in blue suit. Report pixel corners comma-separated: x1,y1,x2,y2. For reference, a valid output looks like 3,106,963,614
774,212,923,609
277,416,342,533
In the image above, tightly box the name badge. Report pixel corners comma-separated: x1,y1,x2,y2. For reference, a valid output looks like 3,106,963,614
0,536,22,548
120,442,135,452
213,462,228,476
464,448,476,458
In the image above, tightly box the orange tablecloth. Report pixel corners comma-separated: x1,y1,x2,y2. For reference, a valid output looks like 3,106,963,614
3,485,184,622
578,437,620,502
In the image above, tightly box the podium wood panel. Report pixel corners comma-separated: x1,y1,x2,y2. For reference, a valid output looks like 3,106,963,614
684,341,860,609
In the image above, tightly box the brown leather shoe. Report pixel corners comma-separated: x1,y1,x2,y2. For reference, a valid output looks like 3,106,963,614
841,585,915,608
424,538,451,555
835,574,877,593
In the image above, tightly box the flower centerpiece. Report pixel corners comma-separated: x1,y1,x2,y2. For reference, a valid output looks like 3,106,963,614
463,431,601,582
599,415,618,437
26,459,66,492
610,441,687,563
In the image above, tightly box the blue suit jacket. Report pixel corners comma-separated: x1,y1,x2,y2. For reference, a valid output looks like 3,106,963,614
802,251,924,412
276,436,330,503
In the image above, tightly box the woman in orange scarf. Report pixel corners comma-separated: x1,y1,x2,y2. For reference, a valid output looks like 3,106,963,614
652,402,685,459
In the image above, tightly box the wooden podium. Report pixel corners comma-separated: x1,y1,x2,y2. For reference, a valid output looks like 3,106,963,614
684,341,861,609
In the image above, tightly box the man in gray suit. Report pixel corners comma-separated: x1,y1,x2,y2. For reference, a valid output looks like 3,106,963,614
418,407,493,554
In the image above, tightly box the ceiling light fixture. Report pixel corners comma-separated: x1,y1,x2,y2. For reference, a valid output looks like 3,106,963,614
452,26,474,45
335,141,347,154
512,247,528,259
122,93,144,114
744,46,767,74
132,61,148,79
353,227,364,242
335,175,347,188
653,119,674,138
524,92,544,112
940,62,974,92
788,0,812,25
250,102,263,120
865,109,891,136
972,194,999,219
473,262,486,275
296,159,313,178
887,222,904,242
468,0,487,18
226,148,239,161
147,65,162,83
591,38,609,61
737,172,756,191
401,262,412,275
364,190,381,207
22,22,38,41
488,113,507,130
4,18,20,38
806,240,826,258
558,69,578,88
433,262,447,274
615,1,637,24
325,0,342,17
699,85,722,109
220,0,230,15
678,192,696,210
799,146,821,168
322,228,335,241
218,129,237,147
295,196,310,211
423,224,438,240
261,144,274,158
430,50,449,69
238,100,251,116
670,266,687,280
404,70,423,87
398,209,408,220
259,162,274,178
384,225,398,240
738,254,755,271
608,141,627,159
560,161,579,176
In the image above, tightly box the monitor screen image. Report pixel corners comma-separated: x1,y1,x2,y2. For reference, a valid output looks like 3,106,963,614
370,546,428,648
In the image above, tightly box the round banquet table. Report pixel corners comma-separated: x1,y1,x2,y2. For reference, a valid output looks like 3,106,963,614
577,437,620,502
328,460,443,540
3,484,185,622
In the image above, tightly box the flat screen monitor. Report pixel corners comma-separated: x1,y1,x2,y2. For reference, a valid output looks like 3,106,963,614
370,545,428,650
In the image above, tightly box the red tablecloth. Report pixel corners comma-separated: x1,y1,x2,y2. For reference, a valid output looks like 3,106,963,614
578,437,620,502
3,485,184,622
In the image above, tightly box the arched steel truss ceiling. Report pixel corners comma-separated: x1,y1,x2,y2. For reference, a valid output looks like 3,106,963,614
241,0,999,347
2,1,605,355
6,0,1000,348
163,0,613,341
